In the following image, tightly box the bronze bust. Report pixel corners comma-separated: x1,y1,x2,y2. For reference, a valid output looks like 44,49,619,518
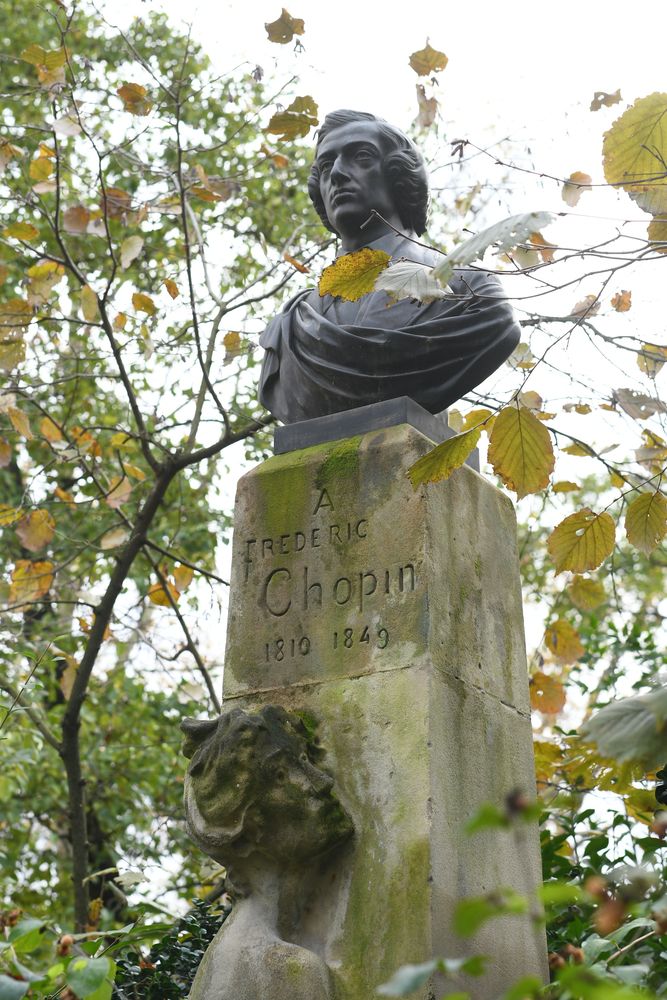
259,109,520,425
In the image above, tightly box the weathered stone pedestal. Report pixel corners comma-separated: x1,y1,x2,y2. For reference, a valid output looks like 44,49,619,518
218,422,547,999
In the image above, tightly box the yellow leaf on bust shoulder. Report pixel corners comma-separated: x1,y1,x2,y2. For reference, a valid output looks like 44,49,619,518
318,248,390,302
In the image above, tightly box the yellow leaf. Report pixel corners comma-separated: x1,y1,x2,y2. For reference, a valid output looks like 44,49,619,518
148,579,179,606
163,279,179,299
271,153,289,169
173,563,194,592
120,235,144,269
570,293,600,318
408,42,448,76
610,470,626,488
117,82,153,116
0,505,22,526
319,247,390,302
58,655,78,701
590,89,622,112
518,391,543,411
266,96,318,141
545,619,585,664
647,217,667,253
40,416,62,442
132,292,157,316
123,463,145,481
26,260,64,306
70,426,101,457
29,156,54,182
528,231,556,262
568,576,607,611
16,509,55,551
563,442,594,457
8,407,32,439
530,671,566,715
265,8,305,43
81,285,99,322
562,172,592,208
63,205,90,234
54,487,74,506
0,337,25,372
101,187,131,220
20,44,48,65
106,476,132,508
9,559,54,604
460,407,495,433
637,342,667,378
625,491,667,554
113,313,127,331
611,289,632,312
100,527,129,550
283,252,309,274
603,93,667,216
415,84,438,130
110,431,133,448
0,439,11,467
487,404,554,498
533,739,565,789
408,426,481,488
624,787,659,825
547,507,616,574
3,222,39,241
0,140,22,175
553,481,580,494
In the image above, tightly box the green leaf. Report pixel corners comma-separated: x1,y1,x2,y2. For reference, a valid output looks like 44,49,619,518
377,960,440,996
408,427,481,488
8,918,46,954
465,802,509,834
547,508,616,574
487,405,554,498
378,956,485,996
603,93,667,217
66,956,113,998
501,978,543,1000
538,882,584,906
624,491,667,554
453,890,528,937
581,687,667,768
432,212,552,285
0,976,29,1000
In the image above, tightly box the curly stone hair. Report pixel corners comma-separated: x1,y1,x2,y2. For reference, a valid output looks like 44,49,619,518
308,109,429,236
182,706,352,866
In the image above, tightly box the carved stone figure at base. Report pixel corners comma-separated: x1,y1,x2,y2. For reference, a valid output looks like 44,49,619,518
181,706,353,1000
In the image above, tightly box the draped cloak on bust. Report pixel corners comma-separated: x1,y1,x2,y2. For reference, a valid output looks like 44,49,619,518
259,233,521,425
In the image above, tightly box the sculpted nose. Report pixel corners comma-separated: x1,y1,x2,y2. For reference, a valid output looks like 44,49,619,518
330,155,349,184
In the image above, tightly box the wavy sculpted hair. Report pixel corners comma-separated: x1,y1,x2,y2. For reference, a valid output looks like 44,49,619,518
308,109,429,236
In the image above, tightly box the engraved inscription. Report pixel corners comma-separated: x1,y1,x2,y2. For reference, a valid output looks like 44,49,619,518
234,484,422,680
260,563,416,617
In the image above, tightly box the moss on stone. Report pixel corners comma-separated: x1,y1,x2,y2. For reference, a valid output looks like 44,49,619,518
315,436,362,490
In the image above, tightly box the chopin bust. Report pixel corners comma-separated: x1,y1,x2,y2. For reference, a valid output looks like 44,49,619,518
259,109,520,425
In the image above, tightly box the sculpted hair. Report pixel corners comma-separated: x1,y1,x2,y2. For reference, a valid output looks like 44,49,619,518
308,109,429,236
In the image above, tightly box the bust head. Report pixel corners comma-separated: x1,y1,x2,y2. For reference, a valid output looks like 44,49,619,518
182,706,353,873
308,110,429,245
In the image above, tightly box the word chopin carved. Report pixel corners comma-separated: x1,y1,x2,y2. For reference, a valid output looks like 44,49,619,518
182,706,353,1000
259,109,521,424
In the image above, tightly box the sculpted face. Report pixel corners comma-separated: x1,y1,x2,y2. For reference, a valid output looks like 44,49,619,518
315,121,404,250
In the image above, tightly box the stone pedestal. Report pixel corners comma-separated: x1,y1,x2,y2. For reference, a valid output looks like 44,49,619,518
222,423,547,999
